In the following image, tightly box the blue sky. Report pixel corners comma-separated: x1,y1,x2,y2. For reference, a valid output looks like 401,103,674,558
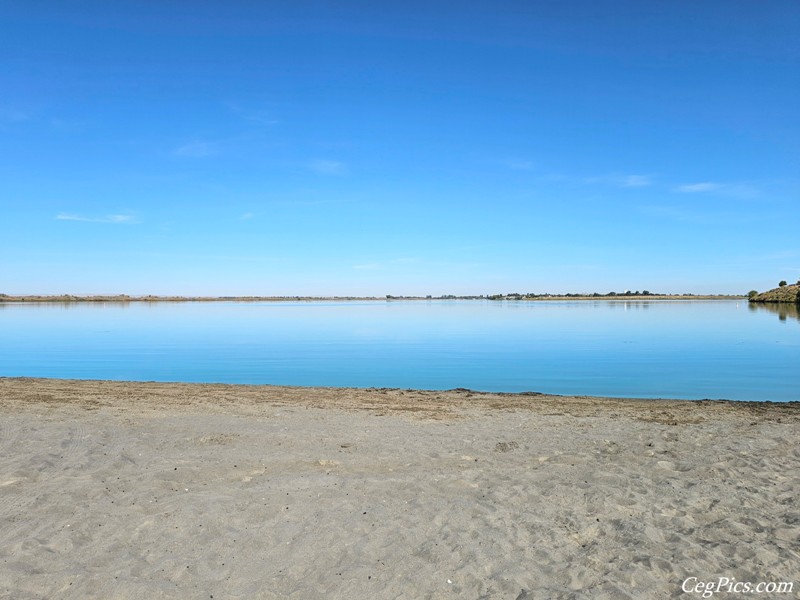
1,0,798,296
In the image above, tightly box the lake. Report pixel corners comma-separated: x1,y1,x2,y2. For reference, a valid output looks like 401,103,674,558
1,300,797,401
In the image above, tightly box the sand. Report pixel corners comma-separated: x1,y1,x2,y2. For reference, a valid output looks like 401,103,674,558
0,378,798,599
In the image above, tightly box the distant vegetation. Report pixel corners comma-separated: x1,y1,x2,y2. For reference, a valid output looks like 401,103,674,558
0,291,745,303
748,281,800,304
487,290,658,300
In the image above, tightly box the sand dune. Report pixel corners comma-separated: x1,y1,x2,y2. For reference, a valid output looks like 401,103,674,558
1,378,798,599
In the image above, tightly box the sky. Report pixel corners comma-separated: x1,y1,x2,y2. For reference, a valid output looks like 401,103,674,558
1,0,798,296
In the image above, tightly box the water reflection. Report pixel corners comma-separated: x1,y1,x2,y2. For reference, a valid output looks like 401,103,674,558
748,302,800,323
1,299,798,401
0,301,134,310
606,301,653,310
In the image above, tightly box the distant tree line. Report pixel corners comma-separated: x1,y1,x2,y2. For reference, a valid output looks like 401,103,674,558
386,292,666,301
486,290,658,300
748,279,800,304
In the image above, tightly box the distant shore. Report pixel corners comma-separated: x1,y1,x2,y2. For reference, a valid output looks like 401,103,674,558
749,283,800,304
0,293,745,303
0,378,797,598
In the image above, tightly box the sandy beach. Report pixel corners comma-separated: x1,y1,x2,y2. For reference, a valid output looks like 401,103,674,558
0,378,797,599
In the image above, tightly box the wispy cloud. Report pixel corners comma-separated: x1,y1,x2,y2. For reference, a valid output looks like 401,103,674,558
309,160,347,175
174,140,219,157
620,175,653,187
674,182,721,193
674,182,759,198
239,212,255,220
56,213,139,224
353,263,380,270
585,174,654,188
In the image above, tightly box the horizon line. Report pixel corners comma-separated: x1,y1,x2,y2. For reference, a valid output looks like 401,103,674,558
0,292,748,302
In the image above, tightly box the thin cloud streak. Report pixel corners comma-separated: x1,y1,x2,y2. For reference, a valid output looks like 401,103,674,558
675,182,721,193
585,174,654,188
674,182,760,198
56,213,139,224
620,175,653,188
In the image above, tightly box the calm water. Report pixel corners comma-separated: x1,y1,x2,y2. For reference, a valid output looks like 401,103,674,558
1,300,797,402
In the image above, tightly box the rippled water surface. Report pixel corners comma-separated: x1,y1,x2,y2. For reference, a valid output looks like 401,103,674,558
1,300,797,401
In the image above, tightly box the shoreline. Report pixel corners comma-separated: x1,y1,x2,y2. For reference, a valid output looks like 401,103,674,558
2,376,796,407
1,378,798,597
0,294,745,303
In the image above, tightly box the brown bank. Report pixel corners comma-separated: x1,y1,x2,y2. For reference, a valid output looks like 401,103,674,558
1,378,798,599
